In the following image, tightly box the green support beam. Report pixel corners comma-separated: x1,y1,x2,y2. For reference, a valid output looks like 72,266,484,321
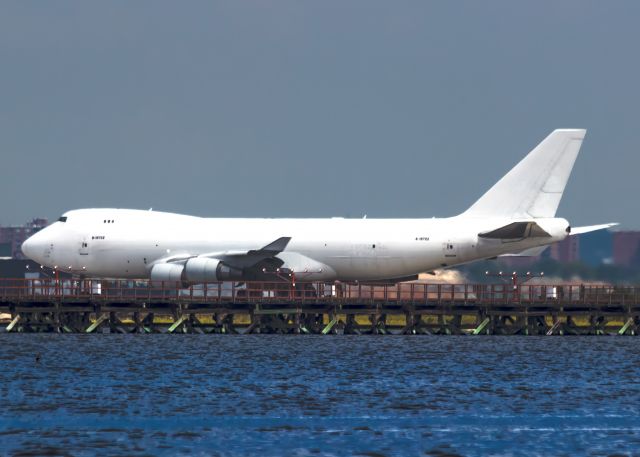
168,315,188,333
472,317,491,335
618,317,634,335
6,315,20,332
85,314,108,333
322,316,338,335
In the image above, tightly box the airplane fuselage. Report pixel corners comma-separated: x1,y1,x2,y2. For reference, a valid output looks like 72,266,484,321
22,208,569,282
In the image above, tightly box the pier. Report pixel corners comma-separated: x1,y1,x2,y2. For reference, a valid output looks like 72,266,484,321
0,278,638,335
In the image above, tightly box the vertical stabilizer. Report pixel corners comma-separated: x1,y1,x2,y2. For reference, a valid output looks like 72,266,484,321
463,129,586,218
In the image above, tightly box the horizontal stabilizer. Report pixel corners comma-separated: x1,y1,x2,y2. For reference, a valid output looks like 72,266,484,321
479,221,551,240
570,223,619,235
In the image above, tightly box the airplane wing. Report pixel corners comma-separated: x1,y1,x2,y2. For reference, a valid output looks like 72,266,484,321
196,236,292,268
479,221,551,240
156,237,292,269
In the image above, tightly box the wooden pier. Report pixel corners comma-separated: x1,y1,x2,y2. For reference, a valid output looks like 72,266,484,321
1,278,639,335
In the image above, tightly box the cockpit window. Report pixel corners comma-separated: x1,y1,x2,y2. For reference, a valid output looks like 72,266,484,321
58,216,67,222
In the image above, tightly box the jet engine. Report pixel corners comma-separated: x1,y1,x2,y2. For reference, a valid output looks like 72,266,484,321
149,263,184,282
183,257,243,282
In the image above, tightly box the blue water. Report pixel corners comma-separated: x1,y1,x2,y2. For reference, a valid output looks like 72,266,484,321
0,335,639,456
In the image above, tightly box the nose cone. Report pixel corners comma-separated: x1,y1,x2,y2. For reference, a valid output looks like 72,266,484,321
21,236,34,259
21,232,44,263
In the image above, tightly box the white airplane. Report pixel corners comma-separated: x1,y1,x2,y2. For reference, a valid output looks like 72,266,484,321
22,129,616,283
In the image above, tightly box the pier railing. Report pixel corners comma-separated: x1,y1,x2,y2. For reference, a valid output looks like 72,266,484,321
0,278,636,307
1,278,639,335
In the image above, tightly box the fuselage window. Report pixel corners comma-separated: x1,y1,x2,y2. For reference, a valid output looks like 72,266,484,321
58,216,67,222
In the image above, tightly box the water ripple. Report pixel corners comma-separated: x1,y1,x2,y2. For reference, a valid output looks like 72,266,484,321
0,335,639,456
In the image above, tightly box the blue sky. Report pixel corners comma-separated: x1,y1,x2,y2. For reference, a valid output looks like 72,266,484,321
1,1,638,227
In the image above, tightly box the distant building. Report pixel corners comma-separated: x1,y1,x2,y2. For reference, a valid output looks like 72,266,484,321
0,258,70,281
612,231,640,268
0,218,48,259
467,229,622,270
497,254,541,268
0,258,44,278
549,234,580,263
579,230,614,266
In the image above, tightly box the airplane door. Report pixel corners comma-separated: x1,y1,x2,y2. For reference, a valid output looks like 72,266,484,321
442,241,457,261
79,237,90,256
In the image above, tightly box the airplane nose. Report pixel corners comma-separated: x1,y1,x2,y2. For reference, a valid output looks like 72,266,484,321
21,236,34,259
21,233,42,261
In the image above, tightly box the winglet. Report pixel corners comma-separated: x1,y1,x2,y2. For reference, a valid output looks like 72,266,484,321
258,237,292,253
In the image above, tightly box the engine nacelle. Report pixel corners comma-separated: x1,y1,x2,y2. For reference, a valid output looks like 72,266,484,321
150,263,184,282
183,257,243,282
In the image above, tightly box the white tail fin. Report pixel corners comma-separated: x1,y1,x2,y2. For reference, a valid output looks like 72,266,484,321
464,129,586,218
